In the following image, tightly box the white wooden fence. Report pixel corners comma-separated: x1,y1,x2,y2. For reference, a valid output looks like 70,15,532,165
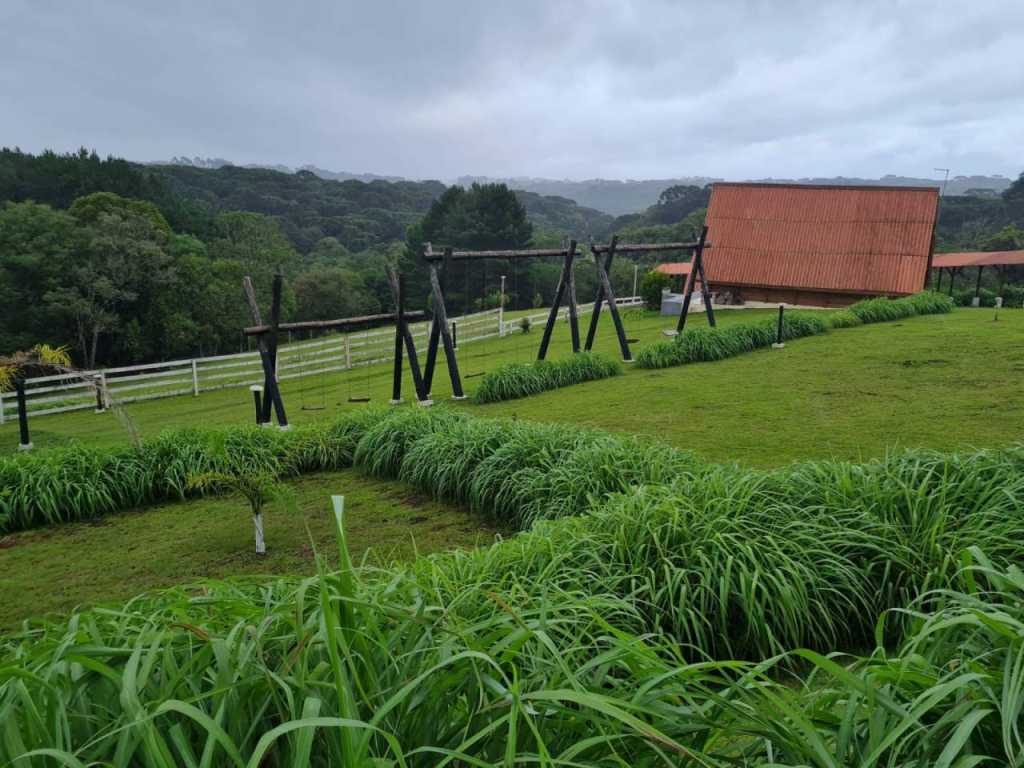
0,298,643,423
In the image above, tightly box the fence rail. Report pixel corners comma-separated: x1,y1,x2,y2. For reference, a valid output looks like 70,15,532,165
0,298,642,424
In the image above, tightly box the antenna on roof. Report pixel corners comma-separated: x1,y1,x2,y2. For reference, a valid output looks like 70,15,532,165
934,168,950,198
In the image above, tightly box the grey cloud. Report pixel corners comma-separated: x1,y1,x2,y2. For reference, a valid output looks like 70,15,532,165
1,0,1021,180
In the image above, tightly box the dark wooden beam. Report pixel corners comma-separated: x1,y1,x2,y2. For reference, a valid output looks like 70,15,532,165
423,244,570,261
243,311,426,336
386,267,427,403
243,275,288,427
538,240,578,360
592,240,702,255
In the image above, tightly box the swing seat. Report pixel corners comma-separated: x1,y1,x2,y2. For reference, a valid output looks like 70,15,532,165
661,329,679,337
348,396,371,403
301,404,326,411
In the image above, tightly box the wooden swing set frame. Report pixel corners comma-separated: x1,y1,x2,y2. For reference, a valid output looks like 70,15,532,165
241,270,428,424
421,228,717,397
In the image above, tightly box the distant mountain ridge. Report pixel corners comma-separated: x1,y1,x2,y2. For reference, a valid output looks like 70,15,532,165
156,158,1011,215
460,174,1013,214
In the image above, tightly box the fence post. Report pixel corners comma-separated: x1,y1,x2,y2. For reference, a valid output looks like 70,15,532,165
94,373,106,412
0,391,5,426
344,336,352,369
191,359,200,396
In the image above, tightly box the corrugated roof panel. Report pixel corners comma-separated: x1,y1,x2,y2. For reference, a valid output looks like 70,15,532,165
704,183,939,296
932,250,1024,269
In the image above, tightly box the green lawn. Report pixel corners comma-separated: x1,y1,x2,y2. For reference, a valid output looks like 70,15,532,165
0,469,501,629
5,305,1022,628
4,306,1022,465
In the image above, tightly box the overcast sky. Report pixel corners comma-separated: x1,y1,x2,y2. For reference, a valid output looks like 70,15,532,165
1,1,1021,181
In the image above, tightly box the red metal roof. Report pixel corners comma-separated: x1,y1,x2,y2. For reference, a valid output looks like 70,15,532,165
932,251,1024,269
654,262,692,276
703,183,939,296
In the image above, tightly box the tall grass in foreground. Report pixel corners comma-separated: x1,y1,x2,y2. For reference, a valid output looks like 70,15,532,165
3,509,1024,765
472,351,621,403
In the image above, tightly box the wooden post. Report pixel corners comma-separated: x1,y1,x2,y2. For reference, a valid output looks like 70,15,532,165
538,242,576,360
243,275,288,428
391,297,404,404
386,267,427,404
936,268,943,292
676,226,715,333
191,359,200,396
586,237,632,361
584,246,612,351
422,251,465,399
250,385,263,425
948,268,957,297
94,373,105,412
973,265,984,306
566,241,580,353
15,378,31,450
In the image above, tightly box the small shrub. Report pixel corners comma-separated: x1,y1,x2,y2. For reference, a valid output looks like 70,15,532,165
640,269,673,310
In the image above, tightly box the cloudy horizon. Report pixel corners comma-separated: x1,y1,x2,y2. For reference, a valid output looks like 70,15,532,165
2,0,1022,182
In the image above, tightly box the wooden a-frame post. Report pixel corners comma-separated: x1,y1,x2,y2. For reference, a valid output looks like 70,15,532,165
584,235,633,362
385,267,429,405
243,273,288,428
421,245,465,400
675,226,716,334
538,240,580,360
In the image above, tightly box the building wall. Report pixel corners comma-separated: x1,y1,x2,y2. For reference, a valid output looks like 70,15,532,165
716,284,880,308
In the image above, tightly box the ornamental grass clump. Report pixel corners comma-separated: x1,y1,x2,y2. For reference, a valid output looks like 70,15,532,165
848,290,954,324
472,351,620,404
637,312,828,369
0,410,388,534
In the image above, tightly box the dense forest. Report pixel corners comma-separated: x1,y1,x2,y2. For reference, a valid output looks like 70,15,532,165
0,149,624,368
1,147,1021,369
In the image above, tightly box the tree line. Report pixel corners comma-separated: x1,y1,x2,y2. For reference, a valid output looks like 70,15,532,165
2,147,1020,370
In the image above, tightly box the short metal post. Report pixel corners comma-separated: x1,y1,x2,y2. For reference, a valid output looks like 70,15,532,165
772,304,785,349
15,378,32,450
251,385,264,425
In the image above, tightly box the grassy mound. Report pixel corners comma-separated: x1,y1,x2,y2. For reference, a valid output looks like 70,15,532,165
472,351,621,403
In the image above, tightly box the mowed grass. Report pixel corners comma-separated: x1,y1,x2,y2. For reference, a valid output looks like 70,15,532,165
4,306,1023,466
0,468,501,628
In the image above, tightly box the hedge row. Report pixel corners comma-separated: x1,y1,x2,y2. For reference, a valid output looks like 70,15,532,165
637,291,954,369
471,351,621,403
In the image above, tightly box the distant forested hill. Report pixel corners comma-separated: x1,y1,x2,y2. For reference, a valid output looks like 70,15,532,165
459,174,1014,215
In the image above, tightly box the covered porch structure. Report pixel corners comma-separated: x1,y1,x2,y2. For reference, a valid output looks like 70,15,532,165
932,251,1024,304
